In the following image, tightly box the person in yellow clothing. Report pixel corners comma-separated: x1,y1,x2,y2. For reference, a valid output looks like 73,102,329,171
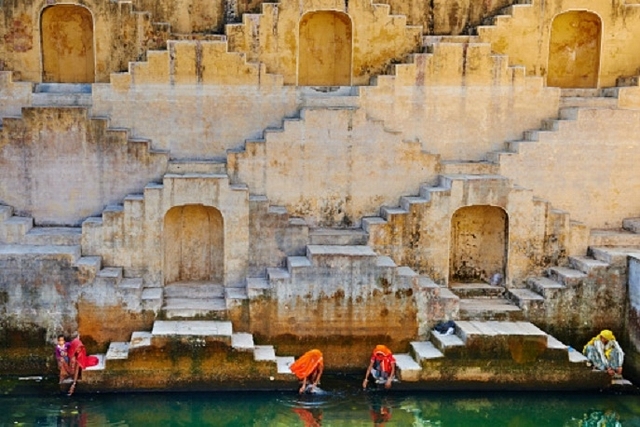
290,349,324,394
582,329,624,376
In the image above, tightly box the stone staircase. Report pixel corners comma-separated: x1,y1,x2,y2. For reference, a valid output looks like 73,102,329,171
79,158,251,317
590,217,640,247
392,320,611,389
450,282,523,321
83,320,296,387
0,204,102,281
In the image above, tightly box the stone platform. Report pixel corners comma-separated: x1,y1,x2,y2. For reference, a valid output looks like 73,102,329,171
70,320,619,393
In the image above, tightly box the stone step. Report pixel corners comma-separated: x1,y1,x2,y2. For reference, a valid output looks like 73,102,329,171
394,353,422,382
458,298,522,321
507,288,544,314
0,244,81,263
589,246,640,268
231,332,254,351
410,341,444,362
117,278,144,294
0,216,34,243
568,256,610,275
23,227,82,246
246,277,271,298
547,266,587,287
151,320,233,338
0,205,13,221
430,330,466,357
75,256,102,278
95,267,123,286
130,331,152,349
308,228,368,245
106,342,130,360
277,356,296,374
456,321,548,359
589,229,640,247
299,86,360,108
306,245,378,265
167,159,227,175
163,282,225,299
253,345,276,362
225,287,247,302
34,83,92,93
32,93,92,107
559,97,618,109
527,276,565,298
622,217,640,233
141,287,163,312
439,160,499,175
163,297,227,319
449,283,505,299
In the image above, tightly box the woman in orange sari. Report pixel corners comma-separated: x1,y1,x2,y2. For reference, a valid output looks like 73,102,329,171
363,345,396,389
67,337,99,396
289,349,324,394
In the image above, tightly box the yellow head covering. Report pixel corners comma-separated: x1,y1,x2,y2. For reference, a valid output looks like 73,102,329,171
600,330,615,341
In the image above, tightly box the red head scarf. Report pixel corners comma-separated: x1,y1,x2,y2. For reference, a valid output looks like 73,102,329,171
290,349,324,380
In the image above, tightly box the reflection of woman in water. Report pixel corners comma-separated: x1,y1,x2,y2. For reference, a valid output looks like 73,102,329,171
369,395,392,427
292,407,323,427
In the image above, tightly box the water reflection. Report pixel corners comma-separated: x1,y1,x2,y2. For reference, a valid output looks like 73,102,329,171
1,386,640,426
576,409,622,427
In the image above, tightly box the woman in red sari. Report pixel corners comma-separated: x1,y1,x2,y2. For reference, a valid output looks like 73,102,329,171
67,337,99,396
289,349,324,394
363,345,396,389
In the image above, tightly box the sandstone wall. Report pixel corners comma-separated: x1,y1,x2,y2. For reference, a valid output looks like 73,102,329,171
0,107,168,225
0,246,81,344
226,0,422,86
0,1,153,83
82,174,250,288
378,0,514,34
498,108,640,229
133,0,226,33
478,0,640,87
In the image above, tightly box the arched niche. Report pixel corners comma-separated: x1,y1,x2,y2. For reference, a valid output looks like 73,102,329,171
41,5,95,83
298,11,352,86
450,205,508,284
163,204,224,285
547,11,601,88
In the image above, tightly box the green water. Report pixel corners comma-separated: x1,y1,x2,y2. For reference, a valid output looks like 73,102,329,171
1,378,640,426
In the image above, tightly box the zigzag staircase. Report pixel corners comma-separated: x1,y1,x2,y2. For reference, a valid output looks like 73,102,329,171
2,0,639,388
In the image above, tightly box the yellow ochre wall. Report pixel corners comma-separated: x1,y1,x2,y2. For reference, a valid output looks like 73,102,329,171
478,0,640,87
0,1,152,83
226,0,422,86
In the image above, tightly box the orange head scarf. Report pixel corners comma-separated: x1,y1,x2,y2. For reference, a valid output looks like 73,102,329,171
372,345,395,374
290,349,324,380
